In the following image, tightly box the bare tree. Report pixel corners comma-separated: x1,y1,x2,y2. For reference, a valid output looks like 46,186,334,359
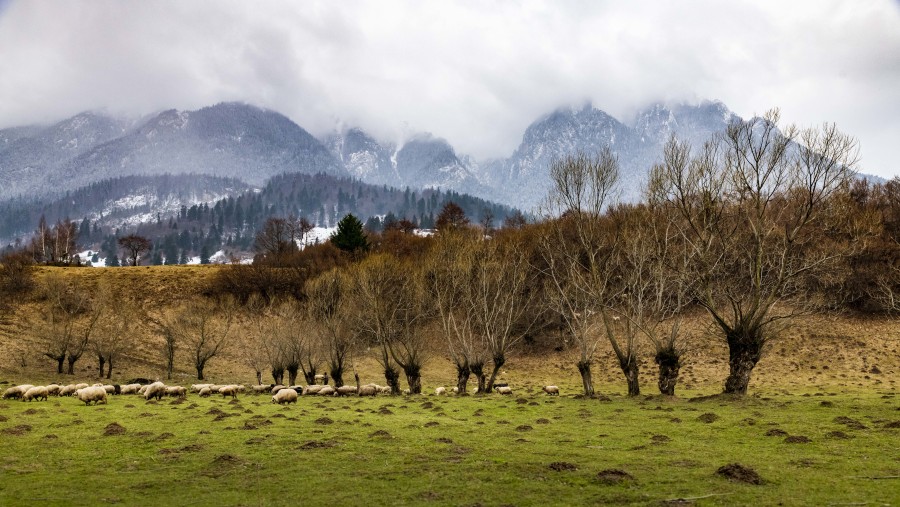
307,272,353,387
424,230,485,394
118,234,152,266
91,284,132,379
649,109,861,394
469,233,538,393
178,299,234,380
345,255,424,394
34,275,99,375
539,149,618,397
147,311,179,380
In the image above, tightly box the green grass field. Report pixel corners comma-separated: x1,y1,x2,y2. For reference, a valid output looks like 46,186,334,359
1,388,897,506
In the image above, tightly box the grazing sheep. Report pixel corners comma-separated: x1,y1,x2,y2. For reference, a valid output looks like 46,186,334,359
2,386,28,400
199,387,212,397
302,385,323,395
59,384,78,397
317,386,335,396
190,384,213,393
496,386,513,395
165,386,187,398
120,384,142,395
74,383,89,390
272,389,298,404
542,385,560,396
402,389,410,395
23,386,49,402
102,385,116,394
314,373,329,385
451,387,459,394
378,385,392,394
271,385,286,395
252,384,274,394
335,386,357,397
143,382,167,401
358,384,377,397
76,386,108,405
219,385,238,399
46,384,60,396
435,387,447,396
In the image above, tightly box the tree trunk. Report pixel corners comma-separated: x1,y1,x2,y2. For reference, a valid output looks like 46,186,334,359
384,366,401,395
577,359,595,397
271,368,284,385
56,356,64,374
303,370,316,385
723,329,764,395
403,365,422,394
330,366,344,388
97,355,106,378
616,354,640,396
485,355,505,393
196,363,205,380
105,356,113,380
255,371,262,385
470,362,486,393
287,366,299,386
655,348,681,396
455,363,470,394
66,355,78,375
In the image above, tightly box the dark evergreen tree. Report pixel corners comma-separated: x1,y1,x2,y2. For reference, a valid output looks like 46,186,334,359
330,214,369,254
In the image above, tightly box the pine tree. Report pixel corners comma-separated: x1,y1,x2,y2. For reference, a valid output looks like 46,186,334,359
330,214,369,254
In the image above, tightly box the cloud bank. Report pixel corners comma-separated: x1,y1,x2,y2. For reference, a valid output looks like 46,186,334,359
0,0,897,177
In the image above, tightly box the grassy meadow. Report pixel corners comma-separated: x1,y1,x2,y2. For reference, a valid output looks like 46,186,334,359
0,387,898,506
0,266,898,505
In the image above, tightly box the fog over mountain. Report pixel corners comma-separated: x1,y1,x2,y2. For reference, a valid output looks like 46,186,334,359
0,99,753,211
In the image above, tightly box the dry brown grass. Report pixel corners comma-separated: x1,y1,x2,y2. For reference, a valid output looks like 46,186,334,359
0,266,897,396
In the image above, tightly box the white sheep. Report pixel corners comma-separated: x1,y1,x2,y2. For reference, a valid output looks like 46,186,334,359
358,385,378,397
314,373,327,384
2,385,28,400
378,385,392,394
76,386,108,405
45,384,60,396
199,387,212,397
59,384,78,397
335,386,357,396
252,384,273,394
435,387,447,396
219,385,238,399
143,381,167,401
190,384,213,393
271,385,286,395
120,384,142,395
102,385,116,394
166,386,186,398
451,387,459,394
496,386,513,395
272,389,298,404
23,386,49,402
302,385,323,395
317,386,335,396
542,385,560,396
74,383,89,390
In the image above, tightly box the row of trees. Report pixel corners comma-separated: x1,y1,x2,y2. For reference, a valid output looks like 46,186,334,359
208,109,882,397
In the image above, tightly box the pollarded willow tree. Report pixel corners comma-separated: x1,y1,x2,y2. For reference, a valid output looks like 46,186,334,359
424,229,486,394
178,298,234,380
345,254,427,394
649,109,864,395
307,272,354,388
539,149,619,397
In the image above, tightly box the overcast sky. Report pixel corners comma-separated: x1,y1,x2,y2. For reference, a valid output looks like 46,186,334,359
0,1,898,178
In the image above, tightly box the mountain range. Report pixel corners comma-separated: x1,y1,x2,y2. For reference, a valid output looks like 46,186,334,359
0,100,746,212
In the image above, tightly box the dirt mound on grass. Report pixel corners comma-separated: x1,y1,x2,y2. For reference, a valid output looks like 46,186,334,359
596,469,633,484
315,417,334,425
0,414,7,422
833,416,868,430
825,430,851,439
698,413,720,423
369,430,392,438
154,432,174,441
549,462,578,471
784,435,812,443
2,424,32,435
765,428,788,437
883,420,900,428
103,423,126,436
298,440,337,450
716,463,762,484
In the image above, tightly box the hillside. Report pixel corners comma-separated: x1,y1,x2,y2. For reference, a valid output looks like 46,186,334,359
1,266,896,396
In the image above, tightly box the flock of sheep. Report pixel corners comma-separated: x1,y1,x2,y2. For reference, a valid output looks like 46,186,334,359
1,380,561,406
